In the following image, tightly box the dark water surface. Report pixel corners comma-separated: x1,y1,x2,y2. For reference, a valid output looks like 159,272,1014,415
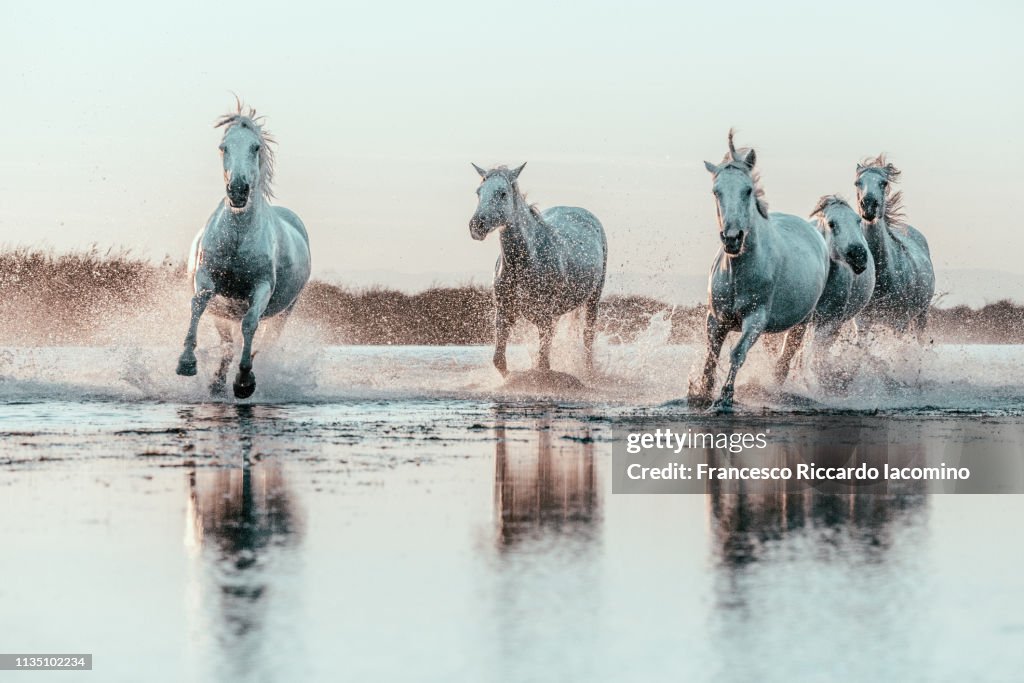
1,345,1024,682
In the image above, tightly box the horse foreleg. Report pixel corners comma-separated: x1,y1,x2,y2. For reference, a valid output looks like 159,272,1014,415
716,312,767,410
234,282,273,399
688,314,728,407
583,297,600,377
774,322,808,384
493,306,515,377
176,289,214,376
536,318,554,373
210,319,234,396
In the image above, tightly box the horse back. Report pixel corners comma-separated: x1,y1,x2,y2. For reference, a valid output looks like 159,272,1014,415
501,206,606,320
884,222,935,293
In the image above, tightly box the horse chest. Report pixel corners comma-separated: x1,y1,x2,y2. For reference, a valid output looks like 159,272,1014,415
709,262,770,323
205,254,272,300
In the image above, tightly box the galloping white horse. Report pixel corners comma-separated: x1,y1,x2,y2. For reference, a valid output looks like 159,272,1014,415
854,155,935,338
468,163,607,378
689,131,829,409
176,105,311,398
801,195,876,384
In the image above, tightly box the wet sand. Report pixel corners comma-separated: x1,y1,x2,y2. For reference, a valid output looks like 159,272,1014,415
1,345,1024,681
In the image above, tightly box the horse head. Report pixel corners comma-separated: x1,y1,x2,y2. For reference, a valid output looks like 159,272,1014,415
216,104,275,211
468,163,526,240
811,195,870,275
855,155,902,224
704,130,769,256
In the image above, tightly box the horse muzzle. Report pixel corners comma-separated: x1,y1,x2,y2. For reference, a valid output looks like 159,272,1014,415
846,245,869,275
859,200,878,222
721,230,745,255
469,217,490,241
227,180,251,209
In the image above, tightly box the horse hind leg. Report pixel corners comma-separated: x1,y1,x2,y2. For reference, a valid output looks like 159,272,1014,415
774,323,808,385
809,322,843,391
913,309,930,344
536,318,554,373
262,301,297,348
583,296,600,378
209,319,234,396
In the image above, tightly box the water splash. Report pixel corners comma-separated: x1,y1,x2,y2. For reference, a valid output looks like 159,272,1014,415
1,317,1023,413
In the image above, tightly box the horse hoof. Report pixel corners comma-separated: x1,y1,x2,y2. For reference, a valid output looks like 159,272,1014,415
687,392,711,409
233,371,256,399
711,397,734,413
176,355,197,377
687,383,713,409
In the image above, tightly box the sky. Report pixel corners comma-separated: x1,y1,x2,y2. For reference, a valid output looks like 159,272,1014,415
2,0,1022,300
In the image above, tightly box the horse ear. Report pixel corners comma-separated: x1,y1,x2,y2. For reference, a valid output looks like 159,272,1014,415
742,148,756,169
510,162,526,181
704,161,718,174
472,163,487,178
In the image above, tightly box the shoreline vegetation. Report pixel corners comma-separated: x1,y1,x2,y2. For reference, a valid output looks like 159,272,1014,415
1,247,1021,346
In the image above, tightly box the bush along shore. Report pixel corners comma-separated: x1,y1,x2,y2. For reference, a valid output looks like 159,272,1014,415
0,248,1021,346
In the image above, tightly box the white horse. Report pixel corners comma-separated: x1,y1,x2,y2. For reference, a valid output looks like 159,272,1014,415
468,163,607,378
176,105,311,398
799,195,876,385
689,131,829,409
854,155,935,338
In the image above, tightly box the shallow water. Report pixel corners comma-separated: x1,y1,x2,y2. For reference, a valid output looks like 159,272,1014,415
1,345,1023,682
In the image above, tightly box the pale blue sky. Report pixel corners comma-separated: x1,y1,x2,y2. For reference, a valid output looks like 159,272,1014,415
2,0,1021,292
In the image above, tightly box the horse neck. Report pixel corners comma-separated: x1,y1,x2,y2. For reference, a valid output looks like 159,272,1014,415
863,216,893,270
500,194,544,269
217,192,270,246
739,212,770,257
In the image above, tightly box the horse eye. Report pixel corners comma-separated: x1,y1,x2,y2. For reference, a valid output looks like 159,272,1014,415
828,220,837,229
744,188,752,198
250,145,260,155
880,180,888,189
498,191,507,200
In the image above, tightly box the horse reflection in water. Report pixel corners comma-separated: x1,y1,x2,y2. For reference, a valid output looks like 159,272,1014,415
705,419,927,573
489,411,603,680
181,404,303,678
492,412,600,547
